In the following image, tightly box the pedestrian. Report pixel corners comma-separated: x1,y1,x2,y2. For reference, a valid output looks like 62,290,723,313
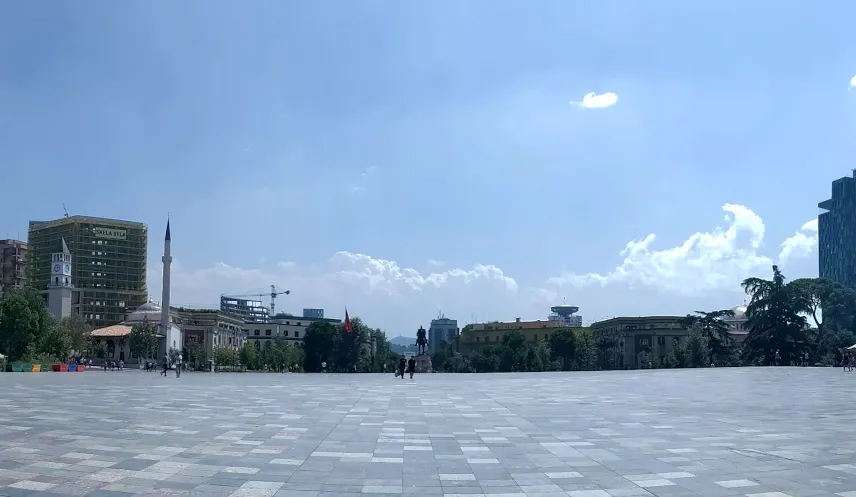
774,349,781,366
176,354,182,378
161,354,169,377
397,356,406,380
408,356,416,379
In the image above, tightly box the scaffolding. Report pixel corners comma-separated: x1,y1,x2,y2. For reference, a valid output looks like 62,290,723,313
28,216,148,328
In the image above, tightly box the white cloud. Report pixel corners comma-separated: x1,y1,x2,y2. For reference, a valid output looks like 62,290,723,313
850,74,856,89
148,252,549,333
144,205,819,331
548,204,815,295
778,218,818,264
572,92,618,109
348,166,379,193
427,259,445,267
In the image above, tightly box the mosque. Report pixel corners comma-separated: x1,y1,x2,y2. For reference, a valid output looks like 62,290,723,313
86,220,181,364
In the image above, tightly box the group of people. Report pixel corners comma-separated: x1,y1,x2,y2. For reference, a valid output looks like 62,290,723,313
143,354,184,377
395,355,417,379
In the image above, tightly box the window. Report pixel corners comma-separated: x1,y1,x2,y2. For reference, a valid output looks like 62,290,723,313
657,336,665,345
294,331,299,338
265,329,272,336
533,334,538,341
254,330,260,336
475,337,480,343
284,330,289,337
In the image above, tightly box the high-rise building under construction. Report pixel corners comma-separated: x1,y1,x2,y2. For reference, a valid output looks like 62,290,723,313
28,215,148,327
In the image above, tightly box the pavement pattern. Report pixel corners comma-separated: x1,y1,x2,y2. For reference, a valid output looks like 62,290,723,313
0,367,854,497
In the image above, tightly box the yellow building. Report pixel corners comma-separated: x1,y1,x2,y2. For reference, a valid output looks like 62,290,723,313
459,318,585,354
590,316,690,369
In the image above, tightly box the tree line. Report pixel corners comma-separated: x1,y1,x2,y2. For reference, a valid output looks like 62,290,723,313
0,287,92,366
431,268,856,372
3,266,855,373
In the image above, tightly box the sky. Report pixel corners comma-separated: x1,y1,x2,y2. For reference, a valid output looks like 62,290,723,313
1,1,854,337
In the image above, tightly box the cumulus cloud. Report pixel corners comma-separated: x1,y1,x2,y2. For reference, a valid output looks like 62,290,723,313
145,205,820,331
850,74,856,89
778,218,818,264
548,204,815,295
147,252,548,332
572,92,618,109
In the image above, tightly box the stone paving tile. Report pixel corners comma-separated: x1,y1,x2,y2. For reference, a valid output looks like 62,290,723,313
0,368,855,496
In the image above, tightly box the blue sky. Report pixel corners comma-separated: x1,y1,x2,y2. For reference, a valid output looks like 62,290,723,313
1,1,851,335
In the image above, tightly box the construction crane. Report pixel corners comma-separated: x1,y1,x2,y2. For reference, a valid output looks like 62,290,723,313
221,285,290,317
268,284,290,317
62,203,69,218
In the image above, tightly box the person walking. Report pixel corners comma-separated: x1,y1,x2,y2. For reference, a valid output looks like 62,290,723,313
161,354,169,377
176,354,182,378
408,356,416,379
397,356,406,380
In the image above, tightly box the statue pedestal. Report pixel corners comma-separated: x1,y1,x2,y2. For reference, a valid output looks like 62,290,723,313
414,354,432,373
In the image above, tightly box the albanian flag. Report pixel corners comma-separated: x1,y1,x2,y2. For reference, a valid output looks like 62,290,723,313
344,308,352,333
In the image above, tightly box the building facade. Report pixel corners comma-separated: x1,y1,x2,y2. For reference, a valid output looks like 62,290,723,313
590,316,690,369
0,239,26,297
220,296,269,323
245,315,342,349
28,216,147,327
428,316,459,354
459,318,569,354
819,171,856,290
172,307,245,356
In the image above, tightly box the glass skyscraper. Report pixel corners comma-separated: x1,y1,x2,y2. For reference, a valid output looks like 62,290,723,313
818,170,856,290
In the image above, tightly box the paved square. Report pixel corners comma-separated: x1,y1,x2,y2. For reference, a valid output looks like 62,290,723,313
0,368,855,496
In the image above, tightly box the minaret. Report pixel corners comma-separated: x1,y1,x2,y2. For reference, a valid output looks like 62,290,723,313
160,219,172,337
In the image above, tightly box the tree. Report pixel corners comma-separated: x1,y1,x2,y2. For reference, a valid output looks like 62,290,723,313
0,287,55,361
129,316,158,364
680,310,735,365
549,328,578,371
57,314,93,356
742,265,808,365
303,320,338,372
239,342,257,369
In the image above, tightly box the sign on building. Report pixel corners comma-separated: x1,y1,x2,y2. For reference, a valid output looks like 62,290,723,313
93,227,127,240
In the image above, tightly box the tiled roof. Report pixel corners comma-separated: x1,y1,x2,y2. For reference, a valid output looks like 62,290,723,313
90,325,133,338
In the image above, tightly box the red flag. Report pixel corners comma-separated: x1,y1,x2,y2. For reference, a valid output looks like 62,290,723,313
344,308,352,333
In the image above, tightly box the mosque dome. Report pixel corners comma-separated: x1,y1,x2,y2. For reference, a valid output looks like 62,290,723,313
125,300,163,323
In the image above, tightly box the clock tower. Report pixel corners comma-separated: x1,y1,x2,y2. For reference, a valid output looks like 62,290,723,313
47,237,73,319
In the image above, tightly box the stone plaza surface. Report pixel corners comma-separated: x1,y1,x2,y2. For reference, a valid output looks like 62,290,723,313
0,368,855,497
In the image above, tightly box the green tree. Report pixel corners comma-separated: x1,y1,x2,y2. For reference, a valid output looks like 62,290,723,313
742,265,808,365
0,287,55,361
680,309,735,365
129,316,158,364
549,328,578,371
37,319,69,362
57,314,93,356
239,342,257,369
574,330,598,371
303,320,338,372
